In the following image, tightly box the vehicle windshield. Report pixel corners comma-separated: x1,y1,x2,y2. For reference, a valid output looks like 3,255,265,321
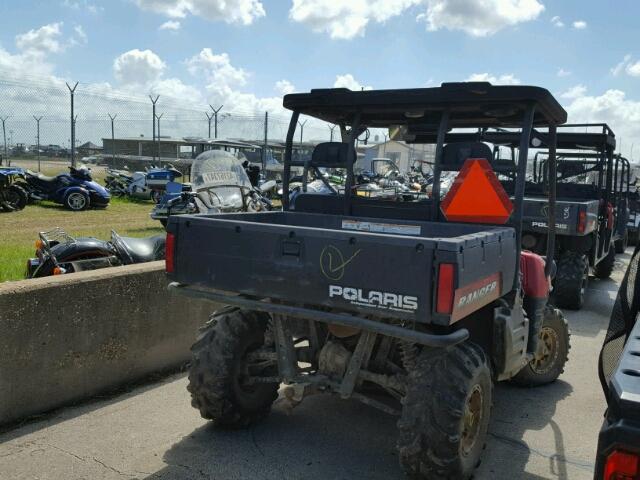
191,150,252,210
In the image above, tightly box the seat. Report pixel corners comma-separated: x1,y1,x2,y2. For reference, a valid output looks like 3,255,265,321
117,235,165,263
441,142,493,171
34,173,57,183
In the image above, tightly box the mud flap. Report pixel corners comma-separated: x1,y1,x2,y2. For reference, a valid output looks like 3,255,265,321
492,300,529,381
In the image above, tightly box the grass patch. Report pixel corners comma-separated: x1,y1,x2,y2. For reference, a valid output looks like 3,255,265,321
0,196,164,282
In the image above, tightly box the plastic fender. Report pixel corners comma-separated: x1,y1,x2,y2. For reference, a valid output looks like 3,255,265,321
520,250,549,299
83,180,110,198
56,185,88,203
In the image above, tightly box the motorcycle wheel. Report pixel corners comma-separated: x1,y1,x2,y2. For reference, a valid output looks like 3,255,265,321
151,190,162,203
64,191,90,211
2,185,28,211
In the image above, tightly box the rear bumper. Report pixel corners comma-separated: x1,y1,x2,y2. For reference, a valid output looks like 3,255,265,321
169,282,469,348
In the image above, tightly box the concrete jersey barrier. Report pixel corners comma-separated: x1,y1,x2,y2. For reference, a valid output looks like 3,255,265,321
0,261,217,426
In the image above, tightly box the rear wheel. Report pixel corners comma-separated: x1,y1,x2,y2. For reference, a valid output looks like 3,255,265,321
398,342,492,480
511,307,570,387
553,251,588,310
64,191,89,211
629,230,639,246
187,309,279,428
593,246,615,279
615,230,628,254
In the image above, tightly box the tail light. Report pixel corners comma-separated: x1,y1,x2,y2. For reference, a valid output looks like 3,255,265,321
604,450,639,480
578,210,587,234
436,263,455,314
165,232,175,273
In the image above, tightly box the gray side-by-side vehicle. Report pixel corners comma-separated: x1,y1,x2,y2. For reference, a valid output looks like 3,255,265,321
166,83,571,479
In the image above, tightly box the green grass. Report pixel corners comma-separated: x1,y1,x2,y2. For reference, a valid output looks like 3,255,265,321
0,196,164,282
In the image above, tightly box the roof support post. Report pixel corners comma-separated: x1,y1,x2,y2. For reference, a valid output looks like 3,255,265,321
343,112,362,216
282,111,300,211
430,110,450,221
545,124,557,277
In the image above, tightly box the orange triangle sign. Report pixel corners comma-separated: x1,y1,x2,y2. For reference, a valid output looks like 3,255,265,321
441,158,513,224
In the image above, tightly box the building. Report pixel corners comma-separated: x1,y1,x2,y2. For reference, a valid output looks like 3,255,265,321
77,141,102,157
358,140,435,173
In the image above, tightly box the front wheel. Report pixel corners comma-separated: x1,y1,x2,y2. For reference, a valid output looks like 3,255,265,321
615,231,628,254
398,342,492,480
64,191,89,211
1,184,28,211
593,246,615,279
553,251,588,310
511,307,570,387
187,309,279,428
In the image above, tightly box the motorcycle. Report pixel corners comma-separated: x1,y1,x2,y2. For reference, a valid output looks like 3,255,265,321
25,227,165,278
105,165,183,202
19,165,110,210
151,150,274,227
0,167,28,212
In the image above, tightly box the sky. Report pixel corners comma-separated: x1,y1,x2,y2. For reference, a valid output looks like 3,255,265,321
0,0,639,155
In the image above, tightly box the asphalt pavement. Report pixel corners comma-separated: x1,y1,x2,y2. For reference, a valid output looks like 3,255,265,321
0,251,630,480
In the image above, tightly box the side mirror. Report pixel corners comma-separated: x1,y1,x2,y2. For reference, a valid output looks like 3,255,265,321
259,180,276,193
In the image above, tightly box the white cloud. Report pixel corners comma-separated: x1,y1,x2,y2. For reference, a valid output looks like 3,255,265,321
551,15,564,27
419,0,544,37
626,61,640,77
159,20,181,30
289,0,421,39
557,68,571,77
185,48,248,89
275,79,295,95
563,89,640,159
62,0,103,14
133,0,265,25
466,72,520,85
72,25,88,44
612,54,632,76
16,22,65,55
572,20,587,29
560,84,587,99
333,73,372,90
113,49,166,85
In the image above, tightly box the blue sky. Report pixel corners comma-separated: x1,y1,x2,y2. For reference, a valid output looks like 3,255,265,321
0,0,639,154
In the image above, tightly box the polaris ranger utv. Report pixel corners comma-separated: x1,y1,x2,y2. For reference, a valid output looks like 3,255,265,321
517,125,620,309
166,83,571,480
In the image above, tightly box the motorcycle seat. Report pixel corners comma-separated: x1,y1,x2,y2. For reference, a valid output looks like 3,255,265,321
33,173,57,183
118,235,165,263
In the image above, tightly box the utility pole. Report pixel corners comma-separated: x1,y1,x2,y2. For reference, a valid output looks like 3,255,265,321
66,82,79,167
1,116,8,166
298,119,307,146
33,116,42,171
328,124,337,142
155,112,164,164
262,111,268,174
108,114,117,162
205,111,214,138
149,95,159,161
210,104,223,139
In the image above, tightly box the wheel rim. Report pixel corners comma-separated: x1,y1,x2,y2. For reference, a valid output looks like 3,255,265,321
68,193,86,210
5,189,21,206
531,326,560,374
461,384,483,457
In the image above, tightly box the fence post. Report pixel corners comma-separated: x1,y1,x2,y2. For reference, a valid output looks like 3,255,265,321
263,111,268,174
210,104,223,139
33,116,42,171
149,95,159,162
66,82,79,167
1,116,8,166
205,111,213,138
155,113,164,166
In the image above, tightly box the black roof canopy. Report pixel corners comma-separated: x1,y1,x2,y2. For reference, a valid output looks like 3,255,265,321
283,82,568,130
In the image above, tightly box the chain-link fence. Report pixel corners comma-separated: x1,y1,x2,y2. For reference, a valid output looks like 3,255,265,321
0,76,337,168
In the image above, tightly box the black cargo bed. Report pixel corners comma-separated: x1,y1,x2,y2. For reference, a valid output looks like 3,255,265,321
168,211,516,325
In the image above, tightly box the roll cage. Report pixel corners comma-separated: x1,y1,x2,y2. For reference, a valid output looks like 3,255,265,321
282,82,568,284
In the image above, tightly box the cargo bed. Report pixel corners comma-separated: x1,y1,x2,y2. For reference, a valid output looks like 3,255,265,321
521,196,599,235
168,211,516,326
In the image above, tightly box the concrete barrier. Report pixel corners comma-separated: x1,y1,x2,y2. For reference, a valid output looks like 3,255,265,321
0,261,218,425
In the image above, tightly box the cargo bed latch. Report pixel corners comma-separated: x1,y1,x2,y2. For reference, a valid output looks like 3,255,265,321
281,240,301,258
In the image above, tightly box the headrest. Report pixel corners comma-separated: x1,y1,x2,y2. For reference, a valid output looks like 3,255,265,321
441,142,492,171
311,142,349,168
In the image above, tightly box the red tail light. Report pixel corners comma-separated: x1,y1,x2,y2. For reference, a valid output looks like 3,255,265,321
604,450,639,480
436,263,455,314
578,210,586,234
165,232,175,273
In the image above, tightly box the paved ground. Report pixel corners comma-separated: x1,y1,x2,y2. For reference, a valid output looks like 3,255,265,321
0,251,631,480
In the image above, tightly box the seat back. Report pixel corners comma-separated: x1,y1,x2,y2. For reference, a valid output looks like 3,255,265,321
440,142,493,171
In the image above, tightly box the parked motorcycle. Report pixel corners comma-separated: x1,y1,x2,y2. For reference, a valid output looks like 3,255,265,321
25,227,165,278
0,167,28,212
105,165,183,202
151,150,273,227
19,165,110,210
